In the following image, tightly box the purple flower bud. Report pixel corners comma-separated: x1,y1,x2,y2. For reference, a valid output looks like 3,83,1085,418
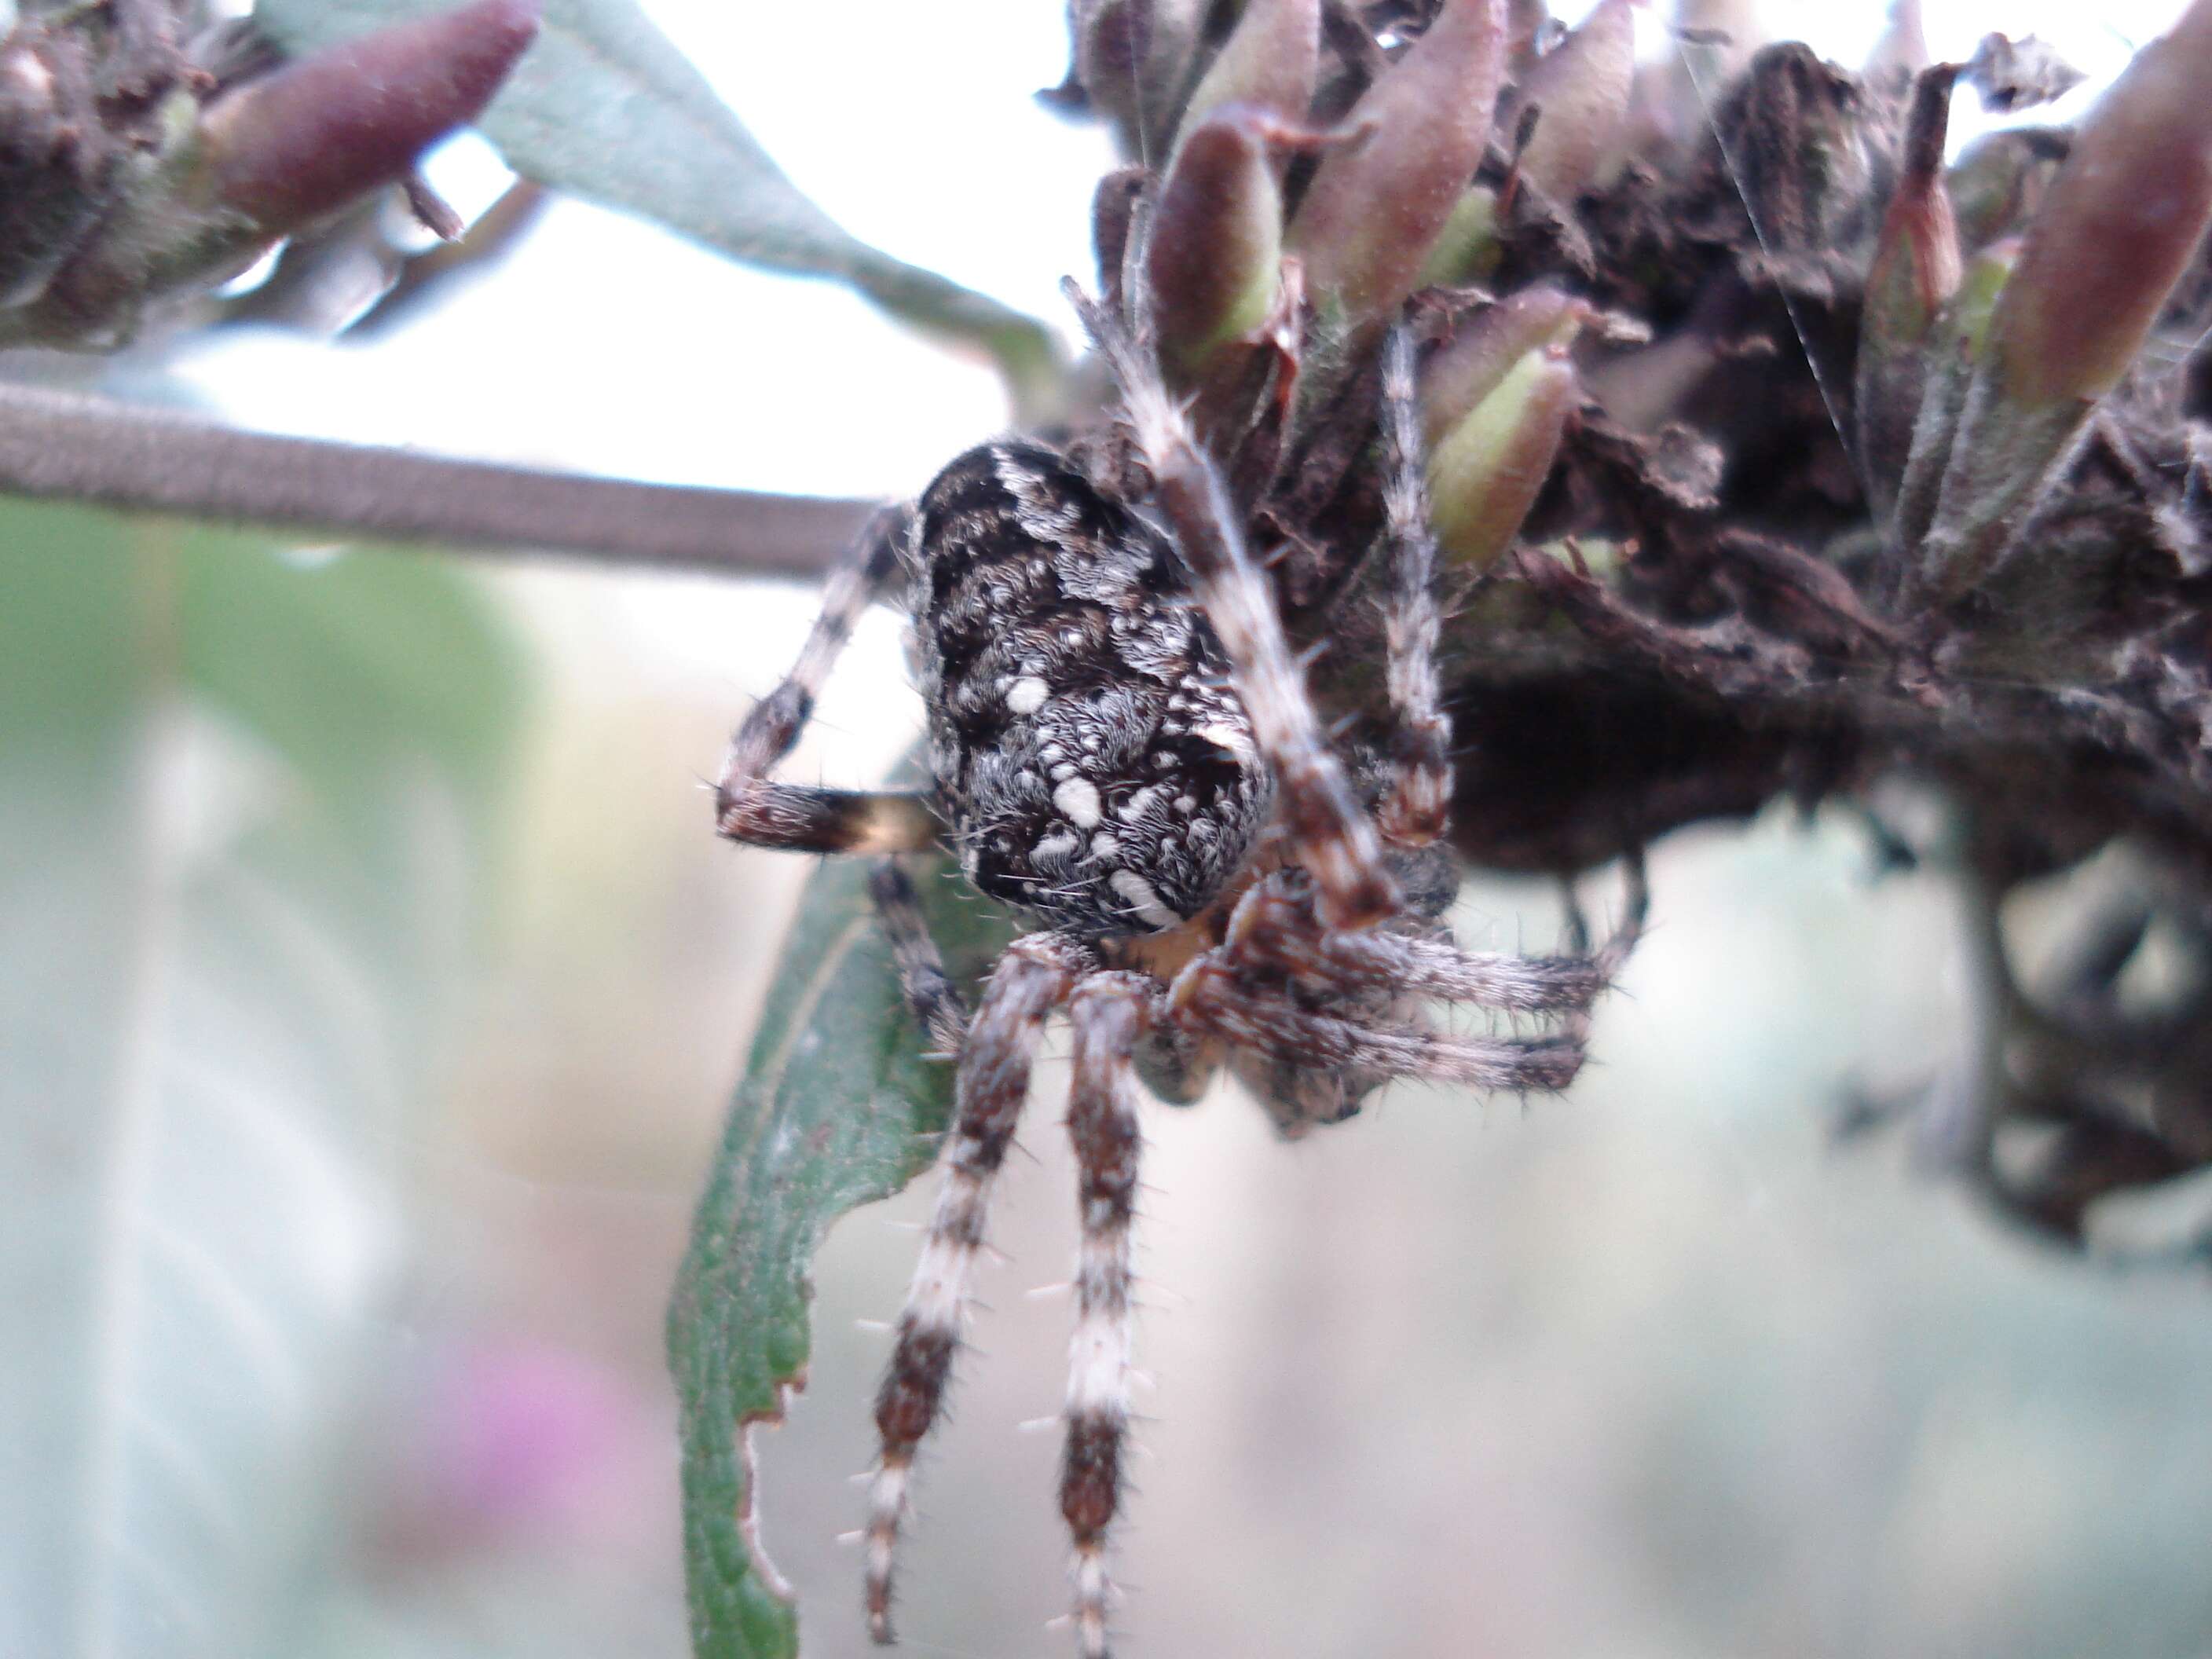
1982,0,2212,411
1287,0,1507,327
1501,0,1635,202
1914,0,2212,603
1073,0,1208,158
1856,64,1961,518
203,0,540,235
1177,0,1318,141
1147,105,1287,384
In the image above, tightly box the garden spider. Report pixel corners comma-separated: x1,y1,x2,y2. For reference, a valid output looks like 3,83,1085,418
713,287,1644,1657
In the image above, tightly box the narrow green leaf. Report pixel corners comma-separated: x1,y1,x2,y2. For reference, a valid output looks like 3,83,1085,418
251,0,1063,413
667,851,1014,1659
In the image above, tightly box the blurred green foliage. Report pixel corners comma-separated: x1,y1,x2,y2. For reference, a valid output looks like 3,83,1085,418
0,500,526,1655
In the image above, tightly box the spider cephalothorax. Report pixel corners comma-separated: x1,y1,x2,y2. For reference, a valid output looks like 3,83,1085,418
714,297,1642,1656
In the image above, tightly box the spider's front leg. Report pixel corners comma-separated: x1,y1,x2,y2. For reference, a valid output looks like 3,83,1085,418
866,933,1084,1644
1066,280,1400,933
1374,324,1452,850
715,504,943,857
1170,859,1649,1131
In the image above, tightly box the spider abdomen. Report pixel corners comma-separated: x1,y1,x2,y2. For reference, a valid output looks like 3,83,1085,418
906,441,1273,938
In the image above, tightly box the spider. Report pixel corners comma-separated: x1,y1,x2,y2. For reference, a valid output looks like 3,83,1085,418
712,286,1643,1657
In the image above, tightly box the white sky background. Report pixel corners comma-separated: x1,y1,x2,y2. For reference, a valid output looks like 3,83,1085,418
168,0,2196,504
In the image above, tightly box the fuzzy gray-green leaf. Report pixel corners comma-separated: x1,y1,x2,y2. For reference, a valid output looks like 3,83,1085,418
667,851,1013,1659
251,0,1061,412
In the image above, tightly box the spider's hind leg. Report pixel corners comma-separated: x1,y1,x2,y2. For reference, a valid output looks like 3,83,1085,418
716,504,942,856
866,934,1082,1645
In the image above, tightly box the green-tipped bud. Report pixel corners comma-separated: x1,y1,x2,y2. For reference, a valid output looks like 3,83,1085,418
1413,185,1500,288
1947,236,2016,365
1946,129,2064,253
1177,0,1318,142
1148,105,1287,385
1856,64,1961,518
1888,236,2019,552
1915,0,2212,604
1286,0,1507,327
1502,0,1635,201
202,0,539,236
1419,284,1588,447
1426,337,1577,569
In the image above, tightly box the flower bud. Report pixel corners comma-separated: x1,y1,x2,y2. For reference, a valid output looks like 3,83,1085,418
1981,0,2212,412
1917,0,2212,602
1412,185,1500,288
1855,64,1961,519
1426,339,1577,569
1888,236,2018,552
0,0,536,348
1286,0,1507,327
1072,0,1208,158
0,33,109,308
1419,283,1587,447
202,0,540,235
1177,0,1317,141
1946,129,2064,253
1501,0,1635,201
1147,105,1286,384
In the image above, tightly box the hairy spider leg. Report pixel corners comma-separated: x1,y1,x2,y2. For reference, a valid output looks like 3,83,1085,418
715,504,943,856
1175,917,1588,1093
1060,975,1151,1659
868,861,969,1057
1065,279,1401,933
1225,872,1612,1015
1170,859,1652,1110
866,936,1082,1645
1375,326,1453,848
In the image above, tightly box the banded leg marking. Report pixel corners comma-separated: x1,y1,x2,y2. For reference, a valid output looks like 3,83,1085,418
868,860,968,1056
1375,327,1452,848
1061,976,1150,1659
716,505,942,855
866,936,1079,1644
1066,280,1399,932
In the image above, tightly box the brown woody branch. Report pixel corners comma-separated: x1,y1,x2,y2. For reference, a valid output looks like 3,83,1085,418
0,382,873,580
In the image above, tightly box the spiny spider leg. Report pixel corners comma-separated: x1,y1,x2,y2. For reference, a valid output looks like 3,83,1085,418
716,505,943,856
1064,278,1399,932
1177,956,1589,1093
1060,975,1152,1659
1375,326,1452,849
868,861,969,1057
867,935,1084,1644
1221,873,1611,1014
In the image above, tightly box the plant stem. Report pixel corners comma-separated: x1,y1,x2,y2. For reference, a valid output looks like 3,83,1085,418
0,383,873,580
